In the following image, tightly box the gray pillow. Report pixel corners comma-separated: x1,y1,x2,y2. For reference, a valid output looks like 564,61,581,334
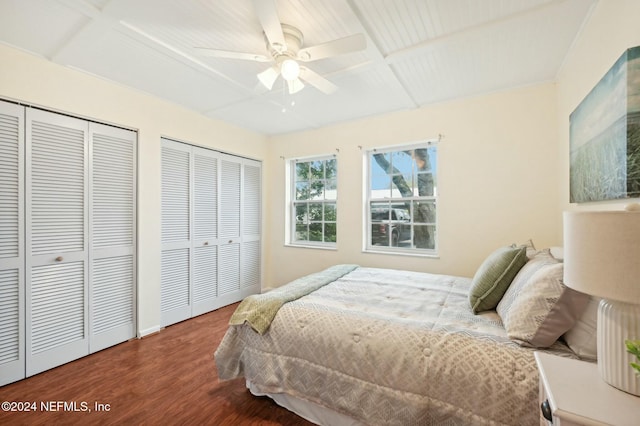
499,263,590,348
469,246,528,313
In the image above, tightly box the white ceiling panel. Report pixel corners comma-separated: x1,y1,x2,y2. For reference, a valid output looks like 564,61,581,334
0,0,598,135
289,66,414,129
64,28,248,112
209,97,320,135
0,0,89,58
350,0,553,54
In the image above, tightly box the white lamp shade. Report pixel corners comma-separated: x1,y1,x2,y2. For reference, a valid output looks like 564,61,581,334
563,210,640,304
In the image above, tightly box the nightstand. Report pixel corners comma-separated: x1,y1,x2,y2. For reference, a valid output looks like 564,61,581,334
535,352,639,426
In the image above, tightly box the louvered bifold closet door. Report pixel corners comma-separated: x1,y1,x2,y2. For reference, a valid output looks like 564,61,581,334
217,155,242,305
241,160,261,296
161,139,192,327
25,108,89,376
192,146,219,316
0,101,25,386
89,123,136,352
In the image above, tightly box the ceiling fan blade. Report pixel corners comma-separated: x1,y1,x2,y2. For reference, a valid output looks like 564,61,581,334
194,47,270,62
287,78,305,94
297,34,366,62
299,67,337,94
252,0,286,52
257,66,279,90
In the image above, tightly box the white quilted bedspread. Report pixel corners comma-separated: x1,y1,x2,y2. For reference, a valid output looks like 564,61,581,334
215,267,576,426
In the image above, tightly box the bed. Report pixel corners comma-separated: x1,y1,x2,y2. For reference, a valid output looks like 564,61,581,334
215,248,593,425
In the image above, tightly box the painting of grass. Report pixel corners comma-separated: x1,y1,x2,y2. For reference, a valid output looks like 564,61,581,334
570,46,640,202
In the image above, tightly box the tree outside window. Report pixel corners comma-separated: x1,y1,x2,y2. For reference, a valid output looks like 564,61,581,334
292,156,337,245
367,142,437,253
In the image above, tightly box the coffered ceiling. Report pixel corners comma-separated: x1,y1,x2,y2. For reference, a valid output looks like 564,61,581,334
0,0,596,135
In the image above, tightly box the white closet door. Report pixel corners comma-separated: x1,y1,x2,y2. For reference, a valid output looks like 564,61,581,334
0,101,25,386
89,123,136,352
25,108,89,376
160,139,192,326
217,155,242,305
192,146,219,316
241,160,261,295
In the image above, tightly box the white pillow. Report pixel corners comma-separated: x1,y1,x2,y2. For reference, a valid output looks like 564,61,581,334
563,296,600,360
549,246,564,261
499,263,589,348
497,250,558,318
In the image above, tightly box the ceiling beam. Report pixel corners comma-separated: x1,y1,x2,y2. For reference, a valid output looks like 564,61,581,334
345,0,419,109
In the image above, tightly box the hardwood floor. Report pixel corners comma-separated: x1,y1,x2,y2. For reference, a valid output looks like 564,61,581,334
0,303,314,426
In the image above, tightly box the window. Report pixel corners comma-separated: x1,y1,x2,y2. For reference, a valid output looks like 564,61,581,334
366,141,437,254
289,156,337,246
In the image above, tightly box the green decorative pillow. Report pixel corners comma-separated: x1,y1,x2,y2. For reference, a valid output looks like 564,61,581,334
469,246,528,313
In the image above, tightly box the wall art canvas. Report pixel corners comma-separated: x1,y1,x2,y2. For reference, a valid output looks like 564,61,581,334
570,46,640,203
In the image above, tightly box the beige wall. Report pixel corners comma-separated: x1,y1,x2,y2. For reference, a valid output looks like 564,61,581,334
265,83,561,286
556,0,640,219
0,44,267,334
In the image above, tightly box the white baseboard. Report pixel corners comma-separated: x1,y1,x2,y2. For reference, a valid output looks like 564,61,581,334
138,325,161,338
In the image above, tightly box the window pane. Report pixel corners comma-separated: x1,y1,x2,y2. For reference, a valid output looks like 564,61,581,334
296,182,310,200
370,202,390,221
325,158,337,179
295,224,308,241
392,150,413,176
412,225,435,249
416,172,435,196
371,175,392,198
371,223,389,246
309,203,322,221
295,203,307,224
325,179,337,200
324,223,336,242
309,160,324,180
309,223,322,241
309,180,325,200
296,162,309,181
324,203,336,221
370,202,389,246
413,148,430,171
412,201,436,223
371,152,391,175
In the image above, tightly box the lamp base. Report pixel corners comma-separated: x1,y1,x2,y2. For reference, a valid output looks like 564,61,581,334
597,299,640,396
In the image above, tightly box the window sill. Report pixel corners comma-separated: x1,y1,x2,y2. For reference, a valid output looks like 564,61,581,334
285,243,337,251
363,248,439,258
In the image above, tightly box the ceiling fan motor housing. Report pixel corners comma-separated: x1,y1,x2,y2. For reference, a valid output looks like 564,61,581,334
267,24,304,60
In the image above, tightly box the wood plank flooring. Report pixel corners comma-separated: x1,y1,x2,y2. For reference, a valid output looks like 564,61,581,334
0,303,314,426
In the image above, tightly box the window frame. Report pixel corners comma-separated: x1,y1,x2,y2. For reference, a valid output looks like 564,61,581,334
364,140,438,256
286,154,338,249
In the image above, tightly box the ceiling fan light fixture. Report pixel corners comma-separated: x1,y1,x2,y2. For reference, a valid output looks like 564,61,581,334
287,78,304,94
280,59,300,81
257,66,279,90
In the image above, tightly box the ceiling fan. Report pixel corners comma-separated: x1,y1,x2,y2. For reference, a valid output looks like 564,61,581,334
194,0,367,95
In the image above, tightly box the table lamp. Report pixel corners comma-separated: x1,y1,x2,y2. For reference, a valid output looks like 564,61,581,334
563,206,640,396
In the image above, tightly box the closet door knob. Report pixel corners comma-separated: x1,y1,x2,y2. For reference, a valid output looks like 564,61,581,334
228,240,233,244
541,399,553,422
204,241,209,246
55,256,63,262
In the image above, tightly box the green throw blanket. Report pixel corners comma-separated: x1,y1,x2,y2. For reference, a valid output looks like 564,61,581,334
229,264,359,334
